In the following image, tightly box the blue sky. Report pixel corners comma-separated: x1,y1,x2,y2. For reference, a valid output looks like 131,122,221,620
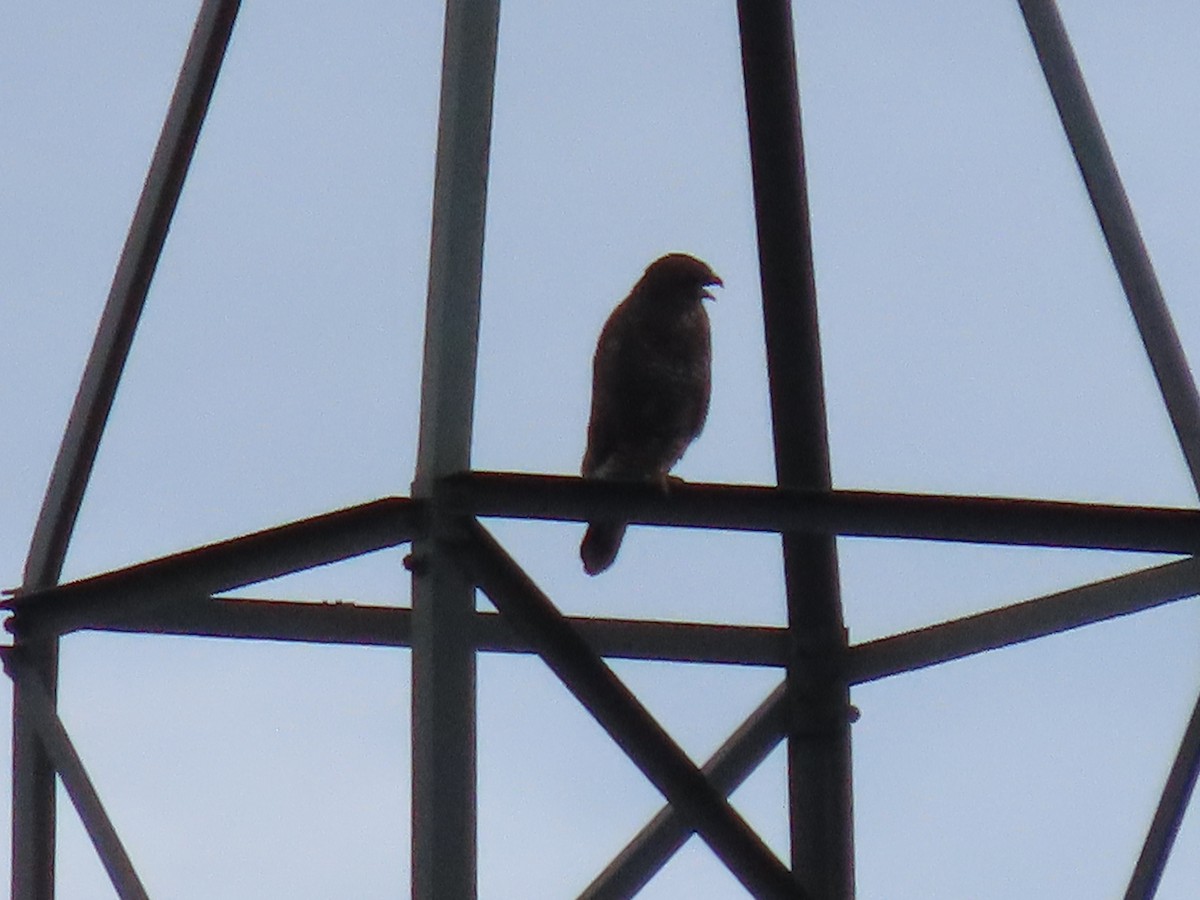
4,1,1200,896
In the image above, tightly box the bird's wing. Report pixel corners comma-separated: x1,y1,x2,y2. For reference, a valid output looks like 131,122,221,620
582,305,634,476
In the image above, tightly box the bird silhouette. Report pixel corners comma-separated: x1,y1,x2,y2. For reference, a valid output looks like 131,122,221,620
580,253,720,575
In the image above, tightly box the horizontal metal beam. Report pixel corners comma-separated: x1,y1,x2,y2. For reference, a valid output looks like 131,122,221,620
444,472,1200,553
79,595,789,664
46,553,1200,676
846,556,1200,684
455,522,805,899
581,682,790,899
87,596,415,647
13,474,1199,638
2,650,150,900
6,499,424,638
546,615,784,667
17,532,1192,900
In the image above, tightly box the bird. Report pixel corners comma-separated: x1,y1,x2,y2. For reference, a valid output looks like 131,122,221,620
580,253,721,575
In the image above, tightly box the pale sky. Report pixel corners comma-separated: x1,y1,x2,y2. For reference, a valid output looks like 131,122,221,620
4,2,1200,897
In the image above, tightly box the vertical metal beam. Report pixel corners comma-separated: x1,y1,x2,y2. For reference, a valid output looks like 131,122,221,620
10,642,57,900
12,3,240,897
1018,4,1200,892
737,2,853,897
3,653,149,900
410,1,499,897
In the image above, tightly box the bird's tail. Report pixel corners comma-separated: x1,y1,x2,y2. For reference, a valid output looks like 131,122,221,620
581,522,627,575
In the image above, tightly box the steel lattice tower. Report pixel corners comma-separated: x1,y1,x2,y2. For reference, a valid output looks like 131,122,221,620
6,2,1200,898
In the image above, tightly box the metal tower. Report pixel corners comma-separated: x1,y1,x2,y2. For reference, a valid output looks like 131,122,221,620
6,1,1200,897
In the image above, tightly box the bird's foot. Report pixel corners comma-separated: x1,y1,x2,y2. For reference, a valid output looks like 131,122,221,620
653,474,686,495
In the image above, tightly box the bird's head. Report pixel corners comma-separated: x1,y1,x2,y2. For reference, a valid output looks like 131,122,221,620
640,253,723,303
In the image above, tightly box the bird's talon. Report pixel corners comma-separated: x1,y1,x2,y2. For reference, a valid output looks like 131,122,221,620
654,474,685,495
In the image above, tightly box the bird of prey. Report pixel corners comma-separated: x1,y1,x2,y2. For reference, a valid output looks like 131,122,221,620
580,253,721,575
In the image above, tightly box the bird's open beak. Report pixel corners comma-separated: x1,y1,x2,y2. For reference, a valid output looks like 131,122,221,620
702,274,723,300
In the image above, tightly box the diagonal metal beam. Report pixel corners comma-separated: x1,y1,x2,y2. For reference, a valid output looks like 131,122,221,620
1019,4,1200,894
18,566,1195,900
1019,0,1200,492
10,528,1192,898
24,0,242,592
7,498,422,640
444,473,1200,554
580,682,790,900
3,650,150,900
13,4,241,897
846,555,1200,684
580,556,1200,898
1124,691,1200,900
456,522,806,899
